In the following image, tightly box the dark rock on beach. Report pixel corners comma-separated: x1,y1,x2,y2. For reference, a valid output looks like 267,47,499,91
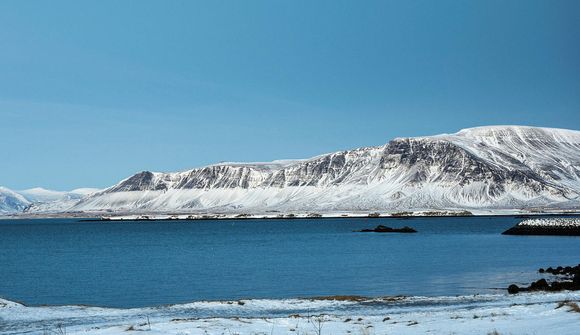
357,225,417,233
508,264,580,294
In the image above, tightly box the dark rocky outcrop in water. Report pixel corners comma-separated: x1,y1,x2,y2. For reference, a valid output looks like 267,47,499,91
502,218,580,236
508,264,580,294
502,226,580,236
356,225,417,233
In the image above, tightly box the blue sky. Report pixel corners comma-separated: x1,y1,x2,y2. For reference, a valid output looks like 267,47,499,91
1,0,579,190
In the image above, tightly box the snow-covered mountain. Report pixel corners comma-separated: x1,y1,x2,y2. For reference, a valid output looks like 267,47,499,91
60,125,580,215
0,187,100,214
0,187,31,214
17,187,100,203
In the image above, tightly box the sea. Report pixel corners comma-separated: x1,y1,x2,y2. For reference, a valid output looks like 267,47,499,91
0,216,578,308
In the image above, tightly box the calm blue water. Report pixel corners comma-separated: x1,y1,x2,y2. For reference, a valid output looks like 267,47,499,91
0,217,578,308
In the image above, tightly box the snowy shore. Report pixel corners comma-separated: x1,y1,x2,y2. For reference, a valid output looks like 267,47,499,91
93,210,578,221
99,209,476,221
2,293,579,335
4,208,580,220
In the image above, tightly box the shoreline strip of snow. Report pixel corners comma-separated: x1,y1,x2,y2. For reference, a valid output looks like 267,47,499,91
2,292,579,335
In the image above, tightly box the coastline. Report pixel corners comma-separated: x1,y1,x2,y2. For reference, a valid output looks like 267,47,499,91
3,209,580,221
2,292,579,334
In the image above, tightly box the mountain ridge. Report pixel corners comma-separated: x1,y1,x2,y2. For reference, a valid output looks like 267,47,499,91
3,126,579,215
0,187,101,214
70,125,580,214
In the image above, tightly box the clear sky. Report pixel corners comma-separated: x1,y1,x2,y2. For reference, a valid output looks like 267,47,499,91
1,0,579,190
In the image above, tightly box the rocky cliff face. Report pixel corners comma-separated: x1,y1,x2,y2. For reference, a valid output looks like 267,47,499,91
24,126,580,214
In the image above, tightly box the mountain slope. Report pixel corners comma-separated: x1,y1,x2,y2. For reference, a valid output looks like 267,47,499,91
65,126,580,214
0,187,101,215
19,188,101,213
18,187,100,203
0,187,31,214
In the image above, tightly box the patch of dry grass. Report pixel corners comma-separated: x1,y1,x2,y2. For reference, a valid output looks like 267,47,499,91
556,300,580,313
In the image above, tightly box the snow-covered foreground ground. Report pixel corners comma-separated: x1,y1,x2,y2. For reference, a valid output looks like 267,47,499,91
2,292,579,335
